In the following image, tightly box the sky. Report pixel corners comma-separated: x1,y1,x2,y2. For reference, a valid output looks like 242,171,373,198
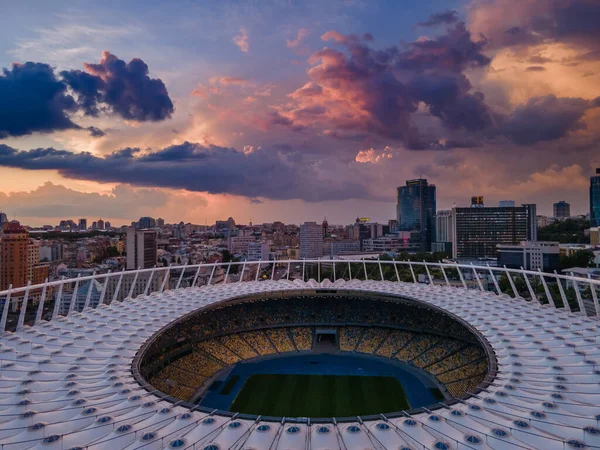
0,0,599,226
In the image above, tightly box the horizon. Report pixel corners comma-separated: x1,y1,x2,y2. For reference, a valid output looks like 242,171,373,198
1,0,600,226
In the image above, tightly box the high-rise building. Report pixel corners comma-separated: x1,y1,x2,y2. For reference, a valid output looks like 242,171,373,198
523,203,537,241
0,222,29,290
553,201,571,219
157,218,165,228
126,228,158,269
322,218,328,238
452,204,537,259
300,222,324,259
78,218,87,231
0,212,7,228
97,218,105,230
397,179,436,250
0,221,48,290
498,200,515,208
590,168,600,227
104,221,111,229
432,210,453,253
138,217,156,229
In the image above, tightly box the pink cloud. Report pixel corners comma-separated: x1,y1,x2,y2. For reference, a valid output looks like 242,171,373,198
233,28,249,53
287,28,310,48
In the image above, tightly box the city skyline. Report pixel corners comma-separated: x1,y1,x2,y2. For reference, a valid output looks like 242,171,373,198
1,0,600,225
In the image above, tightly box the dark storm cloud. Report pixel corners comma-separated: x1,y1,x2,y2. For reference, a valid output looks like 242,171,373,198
0,62,80,138
0,142,368,202
0,52,173,138
475,0,600,50
525,66,546,72
500,95,599,145
87,126,106,137
418,10,460,27
66,51,174,121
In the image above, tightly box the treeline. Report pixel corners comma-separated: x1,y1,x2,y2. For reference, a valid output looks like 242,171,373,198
538,218,590,244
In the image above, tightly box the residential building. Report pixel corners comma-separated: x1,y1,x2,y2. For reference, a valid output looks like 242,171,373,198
591,168,600,227
553,201,571,219
590,227,599,246
324,239,361,256
97,218,105,230
397,179,436,250
497,241,560,271
0,212,7,228
247,241,270,261
432,210,453,254
157,218,165,228
228,236,256,254
215,217,236,232
452,204,537,259
537,215,549,228
0,221,49,290
78,218,87,231
498,200,515,208
27,240,40,282
126,228,158,269
300,222,324,259
0,222,29,290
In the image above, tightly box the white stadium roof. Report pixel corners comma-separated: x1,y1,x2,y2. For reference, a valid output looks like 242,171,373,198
0,278,598,449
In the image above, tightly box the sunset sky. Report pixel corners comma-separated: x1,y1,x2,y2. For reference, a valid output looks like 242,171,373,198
1,0,599,226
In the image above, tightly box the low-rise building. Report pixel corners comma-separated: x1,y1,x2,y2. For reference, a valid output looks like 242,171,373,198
497,241,560,271
324,239,361,257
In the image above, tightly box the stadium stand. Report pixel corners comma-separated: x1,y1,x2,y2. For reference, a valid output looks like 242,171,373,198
143,294,489,402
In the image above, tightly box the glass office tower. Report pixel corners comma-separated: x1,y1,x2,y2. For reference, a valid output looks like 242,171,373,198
591,169,600,227
397,179,436,251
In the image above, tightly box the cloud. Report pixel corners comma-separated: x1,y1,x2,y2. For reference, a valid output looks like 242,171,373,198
211,76,247,86
500,94,598,145
87,126,106,137
0,142,370,202
469,0,600,51
233,28,249,52
525,66,546,72
418,11,460,27
0,182,170,221
0,52,173,138
62,51,174,121
275,24,493,147
0,62,80,138
287,28,310,48
355,147,394,163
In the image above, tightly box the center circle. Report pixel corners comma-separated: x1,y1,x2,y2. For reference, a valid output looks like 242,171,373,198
134,290,495,419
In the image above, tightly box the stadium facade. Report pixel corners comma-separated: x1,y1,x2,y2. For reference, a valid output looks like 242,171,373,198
0,260,598,449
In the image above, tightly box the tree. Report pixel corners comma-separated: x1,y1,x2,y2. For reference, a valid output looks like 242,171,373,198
538,218,590,243
560,250,593,270
106,246,120,257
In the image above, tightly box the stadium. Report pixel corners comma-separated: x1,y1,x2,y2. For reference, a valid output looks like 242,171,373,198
0,259,598,449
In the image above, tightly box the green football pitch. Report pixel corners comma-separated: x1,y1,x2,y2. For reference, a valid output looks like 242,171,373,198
229,374,410,417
